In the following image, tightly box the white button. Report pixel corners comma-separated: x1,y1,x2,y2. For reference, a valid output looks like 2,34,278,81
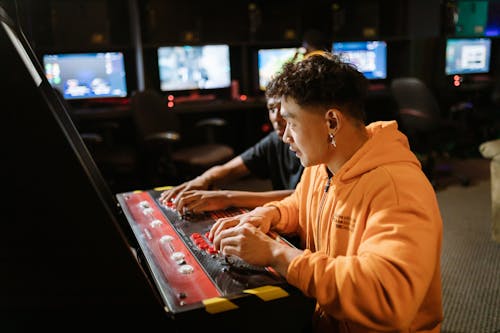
160,235,174,243
150,219,162,228
142,207,154,215
178,264,194,274
171,252,185,261
139,201,150,208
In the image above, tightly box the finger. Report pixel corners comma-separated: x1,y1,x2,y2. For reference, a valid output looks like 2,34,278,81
159,189,173,203
175,194,188,213
159,190,167,201
189,199,207,214
210,216,234,237
211,218,239,249
214,227,232,252
209,218,224,242
219,236,239,256
172,187,190,206
162,185,183,204
176,191,201,213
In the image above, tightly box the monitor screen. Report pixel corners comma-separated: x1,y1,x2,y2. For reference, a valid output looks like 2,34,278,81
332,41,387,80
157,44,231,92
42,52,128,100
257,47,299,91
445,38,492,75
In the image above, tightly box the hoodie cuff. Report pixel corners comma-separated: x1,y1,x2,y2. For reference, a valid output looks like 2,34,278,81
263,201,288,232
286,249,312,289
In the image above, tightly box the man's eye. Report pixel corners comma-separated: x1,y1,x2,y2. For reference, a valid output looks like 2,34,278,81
268,104,280,111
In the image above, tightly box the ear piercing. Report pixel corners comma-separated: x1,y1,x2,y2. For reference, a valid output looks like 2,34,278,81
328,133,336,147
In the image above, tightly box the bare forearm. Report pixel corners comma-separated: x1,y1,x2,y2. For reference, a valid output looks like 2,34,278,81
271,242,303,278
222,190,294,209
199,156,249,188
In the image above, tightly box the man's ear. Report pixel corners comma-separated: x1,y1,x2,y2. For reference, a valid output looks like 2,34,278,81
326,109,341,133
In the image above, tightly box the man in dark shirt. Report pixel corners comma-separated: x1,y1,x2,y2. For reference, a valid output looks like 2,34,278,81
159,95,303,214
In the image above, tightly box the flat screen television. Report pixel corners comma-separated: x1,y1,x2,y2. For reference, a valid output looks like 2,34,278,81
42,52,128,100
257,47,300,91
445,37,491,75
157,44,231,92
332,40,387,80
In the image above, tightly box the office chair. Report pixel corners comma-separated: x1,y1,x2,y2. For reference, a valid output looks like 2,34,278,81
390,77,470,188
131,90,235,187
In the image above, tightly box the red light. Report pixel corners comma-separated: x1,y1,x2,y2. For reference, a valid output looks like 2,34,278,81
453,80,460,87
239,94,248,101
167,95,174,101
453,75,460,81
261,123,271,133
167,101,174,108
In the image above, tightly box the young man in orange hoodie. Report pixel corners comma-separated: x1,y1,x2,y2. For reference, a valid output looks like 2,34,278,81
210,53,443,333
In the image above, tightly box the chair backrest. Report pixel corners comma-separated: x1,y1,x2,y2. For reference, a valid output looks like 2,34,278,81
390,77,441,133
131,90,181,141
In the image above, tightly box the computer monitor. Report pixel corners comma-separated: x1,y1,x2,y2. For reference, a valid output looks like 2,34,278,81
42,52,128,100
332,40,387,80
157,44,231,92
257,47,300,91
445,38,491,75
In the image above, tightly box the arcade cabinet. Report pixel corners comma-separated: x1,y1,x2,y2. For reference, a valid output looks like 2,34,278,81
4,5,313,332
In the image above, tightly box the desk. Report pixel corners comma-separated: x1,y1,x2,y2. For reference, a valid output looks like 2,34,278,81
74,99,266,118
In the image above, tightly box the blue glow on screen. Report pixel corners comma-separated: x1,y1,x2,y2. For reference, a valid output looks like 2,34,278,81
445,38,491,75
157,45,231,92
257,47,299,90
332,41,387,80
43,52,127,100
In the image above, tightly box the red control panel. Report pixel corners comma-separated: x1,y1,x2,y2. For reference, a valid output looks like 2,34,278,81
119,191,219,308
116,189,287,314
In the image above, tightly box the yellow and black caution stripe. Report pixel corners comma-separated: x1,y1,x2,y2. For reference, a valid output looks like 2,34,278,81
243,285,289,301
201,285,289,314
202,297,239,314
153,185,173,191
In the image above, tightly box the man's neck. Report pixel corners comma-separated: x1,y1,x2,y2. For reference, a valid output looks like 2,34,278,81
328,123,369,174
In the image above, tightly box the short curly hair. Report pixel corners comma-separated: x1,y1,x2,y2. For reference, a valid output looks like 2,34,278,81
265,52,368,123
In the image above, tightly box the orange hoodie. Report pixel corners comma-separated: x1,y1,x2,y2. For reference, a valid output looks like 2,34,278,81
266,121,443,333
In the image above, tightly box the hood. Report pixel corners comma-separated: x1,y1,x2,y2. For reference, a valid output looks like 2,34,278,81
337,120,421,182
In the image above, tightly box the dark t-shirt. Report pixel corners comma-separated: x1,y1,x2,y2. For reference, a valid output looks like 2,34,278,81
240,131,304,190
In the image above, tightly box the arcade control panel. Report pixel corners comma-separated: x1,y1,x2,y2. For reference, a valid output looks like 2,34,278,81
116,188,304,319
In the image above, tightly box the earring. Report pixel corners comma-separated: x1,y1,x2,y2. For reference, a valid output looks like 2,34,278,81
329,133,336,147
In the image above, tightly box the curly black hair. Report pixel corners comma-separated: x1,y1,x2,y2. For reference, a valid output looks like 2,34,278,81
265,52,368,123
